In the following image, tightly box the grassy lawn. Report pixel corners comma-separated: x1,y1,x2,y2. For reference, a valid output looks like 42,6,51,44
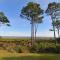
0,52,60,60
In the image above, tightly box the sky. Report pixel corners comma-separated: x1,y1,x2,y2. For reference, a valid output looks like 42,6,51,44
0,0,60,37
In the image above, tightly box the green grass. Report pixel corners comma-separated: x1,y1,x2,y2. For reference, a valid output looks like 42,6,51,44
0,37,54,41
0,54,60,60
0,38,31,41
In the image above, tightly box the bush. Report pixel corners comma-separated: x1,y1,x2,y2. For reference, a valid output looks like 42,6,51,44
56,38,60,43
14,46,22,53
0,39,60,53
30,42,60,53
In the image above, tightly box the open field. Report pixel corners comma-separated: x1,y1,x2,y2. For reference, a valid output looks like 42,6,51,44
0,37,60,60
0,37,60,53
0,37,54,41
0,50,60,60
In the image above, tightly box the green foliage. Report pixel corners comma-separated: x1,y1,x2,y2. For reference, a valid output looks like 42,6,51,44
45,2,60,38
20,2,44,45
45,2,60,16
0,12,10,25
0,38,60,53
14,46,22,53
21,2,43,23
30,40,60,53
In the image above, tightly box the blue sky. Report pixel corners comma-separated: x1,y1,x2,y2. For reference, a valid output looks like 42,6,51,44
0,0,60,37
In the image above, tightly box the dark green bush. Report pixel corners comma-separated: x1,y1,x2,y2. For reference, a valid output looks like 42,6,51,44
30,41,60,53
56,38,60,43
14,46,22,53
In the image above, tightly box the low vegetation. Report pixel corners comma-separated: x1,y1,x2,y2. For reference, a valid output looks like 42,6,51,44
0,37,60,53
0,38,60,60
0,53,60,60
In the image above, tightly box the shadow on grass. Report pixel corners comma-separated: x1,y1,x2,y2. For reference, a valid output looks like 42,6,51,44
3,56,48,60
3,55,60,60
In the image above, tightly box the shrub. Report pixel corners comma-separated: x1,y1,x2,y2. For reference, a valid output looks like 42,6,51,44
29,42,60,53
14,46,22,53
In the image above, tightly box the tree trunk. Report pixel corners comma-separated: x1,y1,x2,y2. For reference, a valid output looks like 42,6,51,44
35,25,37,41
51,16,56,39
35,24,38,41
31,21,34,46
57,28,59,37
53,25,56,38
51,15,56,39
